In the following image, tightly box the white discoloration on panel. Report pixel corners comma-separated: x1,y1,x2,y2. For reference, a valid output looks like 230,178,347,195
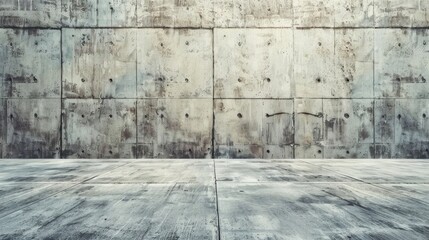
62,99,137,158
137,0,214,28
214,28,293,98
214,0,292,27
375,0,429,27
323,99,374,146
214,99,294,158
62,29,137,99
137,99,212,158
0,0,61,27
6,99,61,158
0,29,61,98
294,29,335,98
335,29,374,98
294,0,335,27
334,0,374,27
375,29,429,98
137,29,212,98
394,99,429,158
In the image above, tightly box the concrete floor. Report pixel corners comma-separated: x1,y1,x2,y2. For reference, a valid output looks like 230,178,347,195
0,159,428,239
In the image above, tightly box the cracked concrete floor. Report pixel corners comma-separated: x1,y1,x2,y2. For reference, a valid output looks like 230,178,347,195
0,159,428,239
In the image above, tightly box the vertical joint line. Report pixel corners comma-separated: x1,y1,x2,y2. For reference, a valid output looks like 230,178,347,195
211,28,215,159
135,30,138,159
60,28,64,159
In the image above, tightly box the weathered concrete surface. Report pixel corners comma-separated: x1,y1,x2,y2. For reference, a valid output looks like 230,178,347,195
5,99,61,158
214,0,293,27
214,28,293,98
375,29,429,98
138,0,214,28
62,99,137,159
0,159,428,239
214,99,294,159
62,28,137,99
0,29,61,98
375,99,429,159
137,29,213,99
218,182,429,239
62,0,137,27
375,0,429,27
1,1,429,159
137,99,213,158
0,0,61,27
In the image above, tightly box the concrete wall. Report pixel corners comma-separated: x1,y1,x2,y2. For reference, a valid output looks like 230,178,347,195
0,0,428,159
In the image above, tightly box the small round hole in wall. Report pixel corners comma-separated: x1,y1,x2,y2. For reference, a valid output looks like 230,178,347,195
382,115,385,119
318,150,322,154
81,150,85,153
346,150,350,154
318,42,322,46
185,41,189,46
160,43,164,47
34,113,38,118
144,114,148,118
266,150,270,153
35,41,38,46
81,114,85,118
396,77,401,82
237,113,243,118
316,77,321,83
81,78,85,83
9,114,13,119
423,113,427,118
238,78,242,83
160,114,164,119
109,150,113,154
398,43,402,47
185,113,189,118
189,149,192,152
109,114,113,118
238,149,241,153
344,113,350,119
424,41,427,46
266,78,271,83
185,78,189,83
345,77,350,82
398,114,402,119
109,78,113,83
238,42,242,46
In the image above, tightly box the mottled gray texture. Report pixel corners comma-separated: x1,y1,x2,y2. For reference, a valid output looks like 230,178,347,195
0,159,428,239
0,1,429,159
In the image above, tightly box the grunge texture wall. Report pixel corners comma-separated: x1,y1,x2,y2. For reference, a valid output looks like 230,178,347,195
0,0,428,159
